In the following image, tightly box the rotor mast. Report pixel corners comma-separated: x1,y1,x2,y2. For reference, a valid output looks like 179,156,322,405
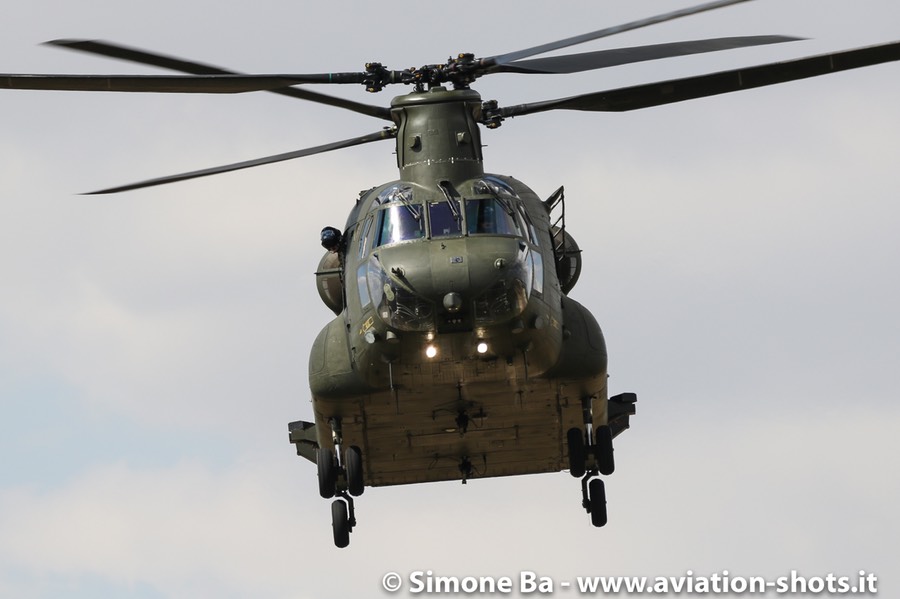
390,87,485,188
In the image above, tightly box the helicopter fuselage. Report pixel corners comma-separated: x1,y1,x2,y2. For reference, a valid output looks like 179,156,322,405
300,88,623,486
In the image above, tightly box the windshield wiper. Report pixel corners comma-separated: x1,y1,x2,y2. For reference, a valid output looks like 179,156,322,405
438,181,462,222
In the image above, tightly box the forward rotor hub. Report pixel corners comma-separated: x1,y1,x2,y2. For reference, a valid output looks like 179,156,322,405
363,53,491,93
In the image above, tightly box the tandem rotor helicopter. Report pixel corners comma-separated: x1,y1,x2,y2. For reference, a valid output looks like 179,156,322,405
5,0,899,548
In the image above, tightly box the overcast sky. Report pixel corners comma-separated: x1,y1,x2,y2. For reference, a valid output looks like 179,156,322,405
2,1,899,598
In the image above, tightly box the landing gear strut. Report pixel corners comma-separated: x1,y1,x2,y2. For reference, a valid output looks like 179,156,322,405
316,418,366,547
459,456,474,484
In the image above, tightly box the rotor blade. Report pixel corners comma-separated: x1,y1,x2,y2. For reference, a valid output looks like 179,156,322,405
494,41,900,118
0,73,365,93
45,39,391,120
494,35,804,75
84,127,397,194
486,0,754,67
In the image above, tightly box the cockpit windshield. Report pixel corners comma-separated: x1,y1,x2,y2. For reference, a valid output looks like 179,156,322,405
374,204,425,247
364,183,526,251
429,201,463,238
465,198,521,236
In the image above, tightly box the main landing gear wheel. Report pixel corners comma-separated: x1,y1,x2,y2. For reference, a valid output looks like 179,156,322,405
317,447,337,499
345,445,364,497
567,427,586,478
588,478,608,527
595,424,615,476
331,499,350,548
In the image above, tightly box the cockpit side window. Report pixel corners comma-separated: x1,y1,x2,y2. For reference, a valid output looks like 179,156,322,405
357,216,374,260
516,204,539,246
465,198,521,236
374,205,425,247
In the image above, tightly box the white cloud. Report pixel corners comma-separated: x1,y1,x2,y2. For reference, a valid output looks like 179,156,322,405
0,458,312,598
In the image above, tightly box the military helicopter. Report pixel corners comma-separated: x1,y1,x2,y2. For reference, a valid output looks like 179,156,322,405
3,0,899,549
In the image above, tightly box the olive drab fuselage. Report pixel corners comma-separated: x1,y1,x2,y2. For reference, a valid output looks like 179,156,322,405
305,87,618,486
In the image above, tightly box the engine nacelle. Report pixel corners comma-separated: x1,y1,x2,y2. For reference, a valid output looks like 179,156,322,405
551,225,582,294
315,251,343,315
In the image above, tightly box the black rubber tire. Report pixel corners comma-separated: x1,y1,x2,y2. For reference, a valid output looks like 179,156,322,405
567,427,586,478
317,447,337,499
588,478,608,528
331,499,350,548
595,424,615,476
345,445,365,497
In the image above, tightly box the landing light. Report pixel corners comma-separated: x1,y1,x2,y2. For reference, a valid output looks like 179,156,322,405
425,345,438,359
476,341,489,354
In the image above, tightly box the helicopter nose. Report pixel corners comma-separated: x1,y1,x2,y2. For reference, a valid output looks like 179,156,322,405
367,235,530,333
